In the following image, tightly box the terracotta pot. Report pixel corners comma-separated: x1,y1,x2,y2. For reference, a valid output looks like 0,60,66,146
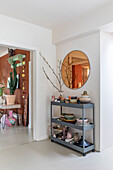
5,95,16,105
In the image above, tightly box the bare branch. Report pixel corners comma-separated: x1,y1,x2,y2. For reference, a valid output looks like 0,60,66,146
39,52,60,85
40,52,64,92
42,67,61,92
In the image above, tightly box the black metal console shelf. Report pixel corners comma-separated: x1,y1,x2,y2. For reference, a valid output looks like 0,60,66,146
51,101,95,156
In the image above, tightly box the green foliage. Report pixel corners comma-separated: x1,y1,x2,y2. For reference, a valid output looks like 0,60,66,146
9,61,17,95
0,88,3,97
0,84,5,97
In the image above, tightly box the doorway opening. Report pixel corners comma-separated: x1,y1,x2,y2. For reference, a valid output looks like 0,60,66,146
0,44,34,149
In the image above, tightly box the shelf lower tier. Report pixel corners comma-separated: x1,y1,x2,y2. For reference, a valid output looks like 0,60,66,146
51,136,94,154
52,118,94,131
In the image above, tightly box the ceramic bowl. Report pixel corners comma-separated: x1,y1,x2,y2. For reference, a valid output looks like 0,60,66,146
64,115,75,120
53,127,63,133
77,118,88,124
79,97,91,103
70,99,77,103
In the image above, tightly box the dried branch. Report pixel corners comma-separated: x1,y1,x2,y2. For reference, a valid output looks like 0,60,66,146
42,67,62,92
40,52,64,92
39,52,60,85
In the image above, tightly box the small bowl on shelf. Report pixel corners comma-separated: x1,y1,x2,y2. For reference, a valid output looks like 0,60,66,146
79,97,91,103
64,115,75,120
70,99,77,103
76,118,88,125
53,127,63,133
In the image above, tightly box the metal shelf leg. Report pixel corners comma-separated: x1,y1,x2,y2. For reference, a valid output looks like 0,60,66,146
51,104,52,139
61,106,62,115
93,105,95,150
82,106,85,154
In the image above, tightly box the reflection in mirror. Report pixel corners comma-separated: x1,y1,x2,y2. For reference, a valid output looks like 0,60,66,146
61,50,90,89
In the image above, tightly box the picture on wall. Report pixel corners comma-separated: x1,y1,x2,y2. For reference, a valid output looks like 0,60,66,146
7,74,19,89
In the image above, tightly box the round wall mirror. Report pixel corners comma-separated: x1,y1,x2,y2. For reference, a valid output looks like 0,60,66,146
61,50,90,89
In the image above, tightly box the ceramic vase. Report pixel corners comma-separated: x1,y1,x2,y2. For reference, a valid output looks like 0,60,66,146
67,132,72,139
74,133,79,143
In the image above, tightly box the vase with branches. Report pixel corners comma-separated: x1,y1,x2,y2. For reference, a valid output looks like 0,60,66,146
39,52,64,93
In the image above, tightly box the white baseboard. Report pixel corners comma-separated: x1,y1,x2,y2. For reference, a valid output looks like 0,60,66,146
28,124,33,129
34,135,49,141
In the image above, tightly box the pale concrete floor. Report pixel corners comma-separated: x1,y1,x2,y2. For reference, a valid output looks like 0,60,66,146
0,126,112,170
0,125,33,150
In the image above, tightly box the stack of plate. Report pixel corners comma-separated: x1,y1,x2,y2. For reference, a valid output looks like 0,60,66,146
60,113,76,122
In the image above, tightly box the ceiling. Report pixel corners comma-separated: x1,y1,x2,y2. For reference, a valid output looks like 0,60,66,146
0,0,112,30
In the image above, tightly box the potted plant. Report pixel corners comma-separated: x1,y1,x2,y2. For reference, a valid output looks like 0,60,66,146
0,83,5,104
6,61,17,105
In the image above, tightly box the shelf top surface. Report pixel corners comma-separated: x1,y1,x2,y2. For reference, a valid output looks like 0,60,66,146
51,101,94,108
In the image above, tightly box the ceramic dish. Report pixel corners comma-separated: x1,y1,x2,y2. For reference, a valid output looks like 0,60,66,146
79,97,91,103
76,122,90,126
81,95,90,98
77,118,88,122
61,113,75,118
53,127,63,132
64,115,75,120
65,138,74,143
77,118,88,124
60,117,76,123
70,99,77,103
61,113,74,116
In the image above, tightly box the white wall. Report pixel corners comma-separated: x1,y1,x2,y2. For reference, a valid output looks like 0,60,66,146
56,32,100,151
29,60,32,129
53,1,113,44
0,49,8,57
34,47,56,140
0,15,56,141
100,31,113,151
